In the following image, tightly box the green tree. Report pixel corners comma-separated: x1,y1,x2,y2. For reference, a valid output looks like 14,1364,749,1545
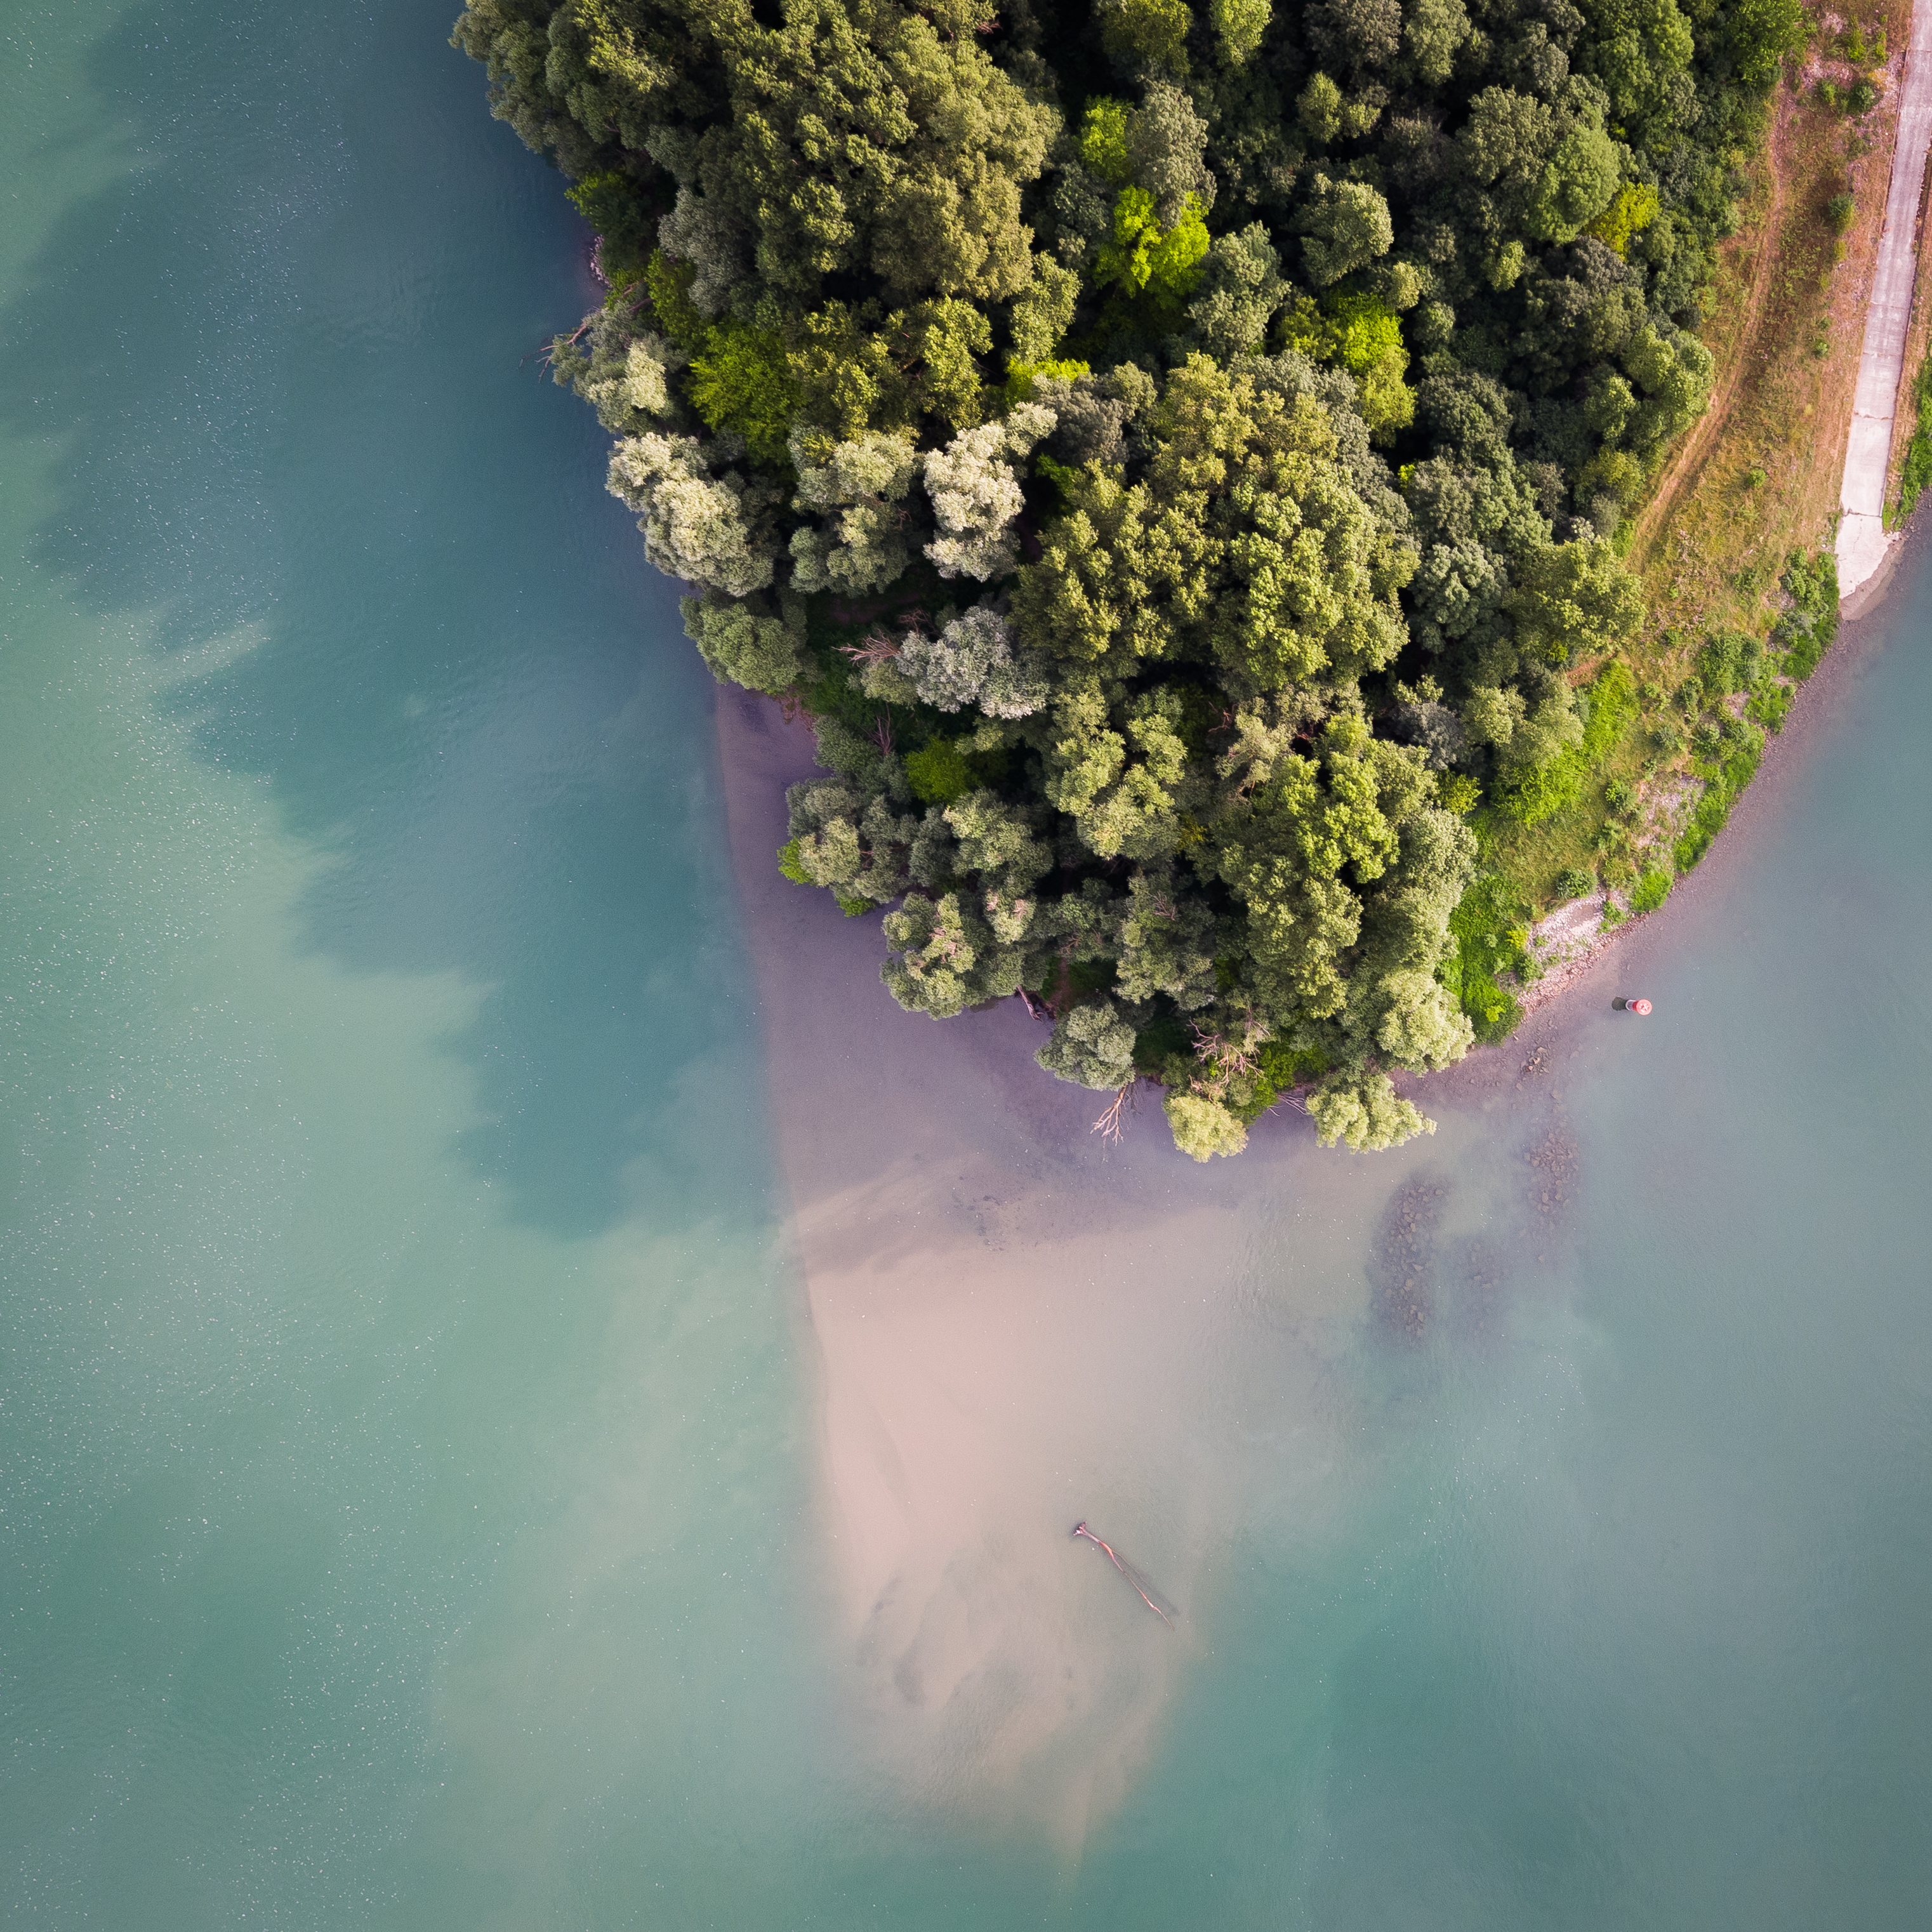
1509,538,1643,665
460,0,1789,1167
1210,0,1272,64
1165,1090,1250,1159
882,892,1026,1016
1099,0,1194,70
1037,999,1140,1088
1524,126,1623,243
1014,356,1414,689
688,325,797,465
1306,1071,1434,1149
1296,176,1396,286
1403,0,1469,84
682,591,808,694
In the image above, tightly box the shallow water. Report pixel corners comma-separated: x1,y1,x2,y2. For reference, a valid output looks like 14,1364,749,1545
3,3,1929,1926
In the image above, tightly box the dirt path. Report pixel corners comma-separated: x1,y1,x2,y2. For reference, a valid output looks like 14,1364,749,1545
1837,0,1932,595
1627,95,1791,567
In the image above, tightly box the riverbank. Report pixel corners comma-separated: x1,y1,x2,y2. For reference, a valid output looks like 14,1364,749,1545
717,479,1917,1156
1432,503,1920,1105
714,682,1504,1839
1476,10,1929,995
708,491,1917,1853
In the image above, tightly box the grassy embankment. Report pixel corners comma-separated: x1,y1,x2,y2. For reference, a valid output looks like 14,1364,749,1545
1450,1,1913,1028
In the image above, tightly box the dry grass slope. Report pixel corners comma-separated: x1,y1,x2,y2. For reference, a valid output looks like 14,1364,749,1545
1483,0,1914,956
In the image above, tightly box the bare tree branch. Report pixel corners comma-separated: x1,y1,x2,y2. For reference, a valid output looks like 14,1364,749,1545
1091,1082,1135,1143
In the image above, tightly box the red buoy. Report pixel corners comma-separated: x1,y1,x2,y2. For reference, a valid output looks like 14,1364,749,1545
1627,998,1652,1016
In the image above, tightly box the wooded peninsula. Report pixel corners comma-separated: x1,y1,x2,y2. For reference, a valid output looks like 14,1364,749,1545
456,0,1836,1159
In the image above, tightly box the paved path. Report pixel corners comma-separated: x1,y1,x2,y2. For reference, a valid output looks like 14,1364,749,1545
1837,0,1932,597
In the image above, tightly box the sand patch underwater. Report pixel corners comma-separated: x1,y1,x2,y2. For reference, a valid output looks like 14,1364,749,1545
714,691,1531,1844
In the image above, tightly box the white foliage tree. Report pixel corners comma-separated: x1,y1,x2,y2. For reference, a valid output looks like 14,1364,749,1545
898,605,1050,718
606,433,777,598
788,430,920,596
923,402,1055,581
552,308,687,434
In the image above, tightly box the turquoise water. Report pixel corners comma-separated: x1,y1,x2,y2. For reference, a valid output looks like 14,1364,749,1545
2,2,1928,1925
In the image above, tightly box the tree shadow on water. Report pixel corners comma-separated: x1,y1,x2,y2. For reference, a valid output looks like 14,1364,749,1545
0,0,762,1240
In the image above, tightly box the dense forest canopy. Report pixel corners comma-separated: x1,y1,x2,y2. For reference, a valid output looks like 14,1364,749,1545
456,0,1801,1158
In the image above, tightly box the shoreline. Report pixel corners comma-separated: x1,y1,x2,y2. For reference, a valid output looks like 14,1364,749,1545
1421,497,1920,1109
716,496,1916,1152
713,685,1435,1838
707,510,1912,1833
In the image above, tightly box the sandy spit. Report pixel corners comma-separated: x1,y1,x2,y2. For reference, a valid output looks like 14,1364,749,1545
714,691,1404,1845
707,534,1909,1831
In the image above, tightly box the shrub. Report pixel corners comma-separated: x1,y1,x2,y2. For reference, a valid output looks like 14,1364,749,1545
1849,79,1879,113
1132,1006,1193,1073
1462,973,1523,1042
1697,628,1763,696
904,739,976,805
1256,1038,1329,1090
1444,873,1530,1042
1503,661,1637,823
1554,865,1596,898
1067,956,1120,995
1630,868,1672,914
1773,548,1840,677
1748,680,1796,734
1675,729,1765,871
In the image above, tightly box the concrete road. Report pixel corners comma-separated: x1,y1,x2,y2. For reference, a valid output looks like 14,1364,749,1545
1837,0,1932,597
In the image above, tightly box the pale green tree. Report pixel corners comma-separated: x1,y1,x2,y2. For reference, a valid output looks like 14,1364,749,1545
900,607,1050,718
1210,0,1271,63
1036,998,1139,1089
1164,1090,1249,1160
1307,1071,1434,1149
787,428,921,596
552,308,687,433
606,433,780,597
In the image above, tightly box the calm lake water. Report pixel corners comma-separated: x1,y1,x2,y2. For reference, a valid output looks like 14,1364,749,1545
3,2,1929,1926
